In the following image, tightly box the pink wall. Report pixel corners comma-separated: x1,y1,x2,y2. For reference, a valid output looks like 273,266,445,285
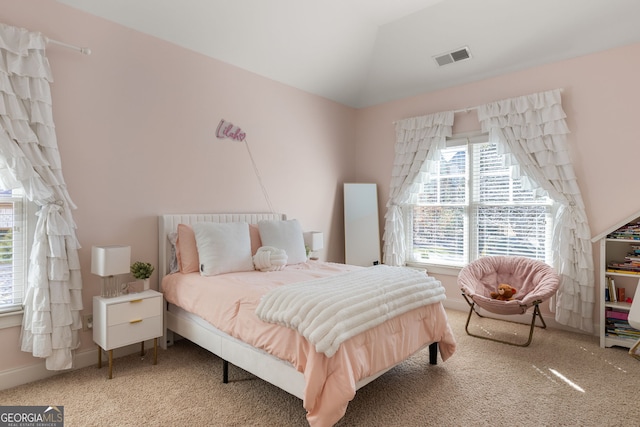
354,42,640,318
0,1,355,373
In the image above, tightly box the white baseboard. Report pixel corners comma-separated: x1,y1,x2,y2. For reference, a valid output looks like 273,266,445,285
0,341,154,391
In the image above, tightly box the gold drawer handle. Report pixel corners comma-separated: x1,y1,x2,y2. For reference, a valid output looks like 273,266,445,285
129,299,143,303
130,319,143,324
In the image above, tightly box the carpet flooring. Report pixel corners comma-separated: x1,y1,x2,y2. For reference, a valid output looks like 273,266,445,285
1,308,638,426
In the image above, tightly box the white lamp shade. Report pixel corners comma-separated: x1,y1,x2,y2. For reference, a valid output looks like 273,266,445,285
304,232,324,251
91,245,131,276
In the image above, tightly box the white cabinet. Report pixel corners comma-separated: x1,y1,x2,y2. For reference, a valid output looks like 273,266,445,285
93,289,163,378
593,214,640,349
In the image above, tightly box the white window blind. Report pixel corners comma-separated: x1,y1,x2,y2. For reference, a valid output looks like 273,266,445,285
409,137,553,267
412,144,468,265
0,189,27,313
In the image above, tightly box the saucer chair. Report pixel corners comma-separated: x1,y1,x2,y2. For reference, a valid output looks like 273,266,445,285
458,256,560,347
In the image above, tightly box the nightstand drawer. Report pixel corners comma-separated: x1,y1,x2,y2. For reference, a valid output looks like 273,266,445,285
107,296,161,326
106,314,163,349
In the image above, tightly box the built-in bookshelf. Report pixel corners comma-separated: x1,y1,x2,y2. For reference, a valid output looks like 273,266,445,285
592,212,640,348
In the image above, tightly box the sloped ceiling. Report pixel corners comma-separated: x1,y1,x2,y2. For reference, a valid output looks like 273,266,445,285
56,0,640,108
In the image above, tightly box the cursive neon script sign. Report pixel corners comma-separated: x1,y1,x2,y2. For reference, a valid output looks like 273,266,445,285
216,119,246,142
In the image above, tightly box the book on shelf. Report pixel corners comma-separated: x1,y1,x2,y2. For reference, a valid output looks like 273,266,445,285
609,328,640,337
607,222,640,239
607,333,640,342
606,268,640,275
606,309,629,321
607,235,640,240
612,328,640,336
618,287,626,302
606,319,640,339
606,334,638,342
608,277,617,303
608,260,640,269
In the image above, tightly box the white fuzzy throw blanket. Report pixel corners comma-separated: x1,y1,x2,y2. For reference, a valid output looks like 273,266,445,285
255,265,446,357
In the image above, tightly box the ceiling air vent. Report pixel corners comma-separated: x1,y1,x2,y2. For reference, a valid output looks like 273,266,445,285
434,46,472,67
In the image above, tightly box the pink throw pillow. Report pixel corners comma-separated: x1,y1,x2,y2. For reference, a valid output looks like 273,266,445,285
249,224,262,255
176,224,199,274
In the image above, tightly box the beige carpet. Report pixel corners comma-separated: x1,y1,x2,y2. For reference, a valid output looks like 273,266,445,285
2,308,639,426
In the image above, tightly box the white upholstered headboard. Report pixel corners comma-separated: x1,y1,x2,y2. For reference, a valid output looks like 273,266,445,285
158,213,286,281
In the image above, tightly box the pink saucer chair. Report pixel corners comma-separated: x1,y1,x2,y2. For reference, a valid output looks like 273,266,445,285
458,256,560,346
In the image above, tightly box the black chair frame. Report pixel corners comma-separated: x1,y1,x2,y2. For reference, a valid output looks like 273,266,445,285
461,293,548,347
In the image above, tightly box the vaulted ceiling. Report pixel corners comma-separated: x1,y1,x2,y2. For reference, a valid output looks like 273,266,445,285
57,0,640,108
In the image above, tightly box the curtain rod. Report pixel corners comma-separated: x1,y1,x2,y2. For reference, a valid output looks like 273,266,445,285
394,88,565,123
391,102,485,124
452,88,565,114
453,106,478,114
46,37,92,55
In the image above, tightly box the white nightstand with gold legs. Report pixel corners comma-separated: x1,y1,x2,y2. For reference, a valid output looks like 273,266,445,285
93,289,163,379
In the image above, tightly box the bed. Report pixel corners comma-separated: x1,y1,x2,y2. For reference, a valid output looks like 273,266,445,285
158,213,456,427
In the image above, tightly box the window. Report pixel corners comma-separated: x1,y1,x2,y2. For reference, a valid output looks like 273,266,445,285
407,134,554,267
0,189,28,314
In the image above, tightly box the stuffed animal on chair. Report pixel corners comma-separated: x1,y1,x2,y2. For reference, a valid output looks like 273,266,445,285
490,284,517,301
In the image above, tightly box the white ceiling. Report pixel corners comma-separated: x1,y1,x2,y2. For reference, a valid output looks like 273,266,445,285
56,0,640,108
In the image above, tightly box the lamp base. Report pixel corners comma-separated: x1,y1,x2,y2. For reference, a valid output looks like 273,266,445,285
101,276,121,298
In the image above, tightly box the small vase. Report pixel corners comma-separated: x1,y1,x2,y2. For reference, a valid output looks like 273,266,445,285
143,278,150,290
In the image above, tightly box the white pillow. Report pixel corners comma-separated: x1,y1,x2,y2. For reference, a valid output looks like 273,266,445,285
258,219,307,265
192,222,254,276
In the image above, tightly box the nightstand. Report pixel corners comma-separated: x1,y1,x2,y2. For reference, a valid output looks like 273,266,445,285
93,289,163,379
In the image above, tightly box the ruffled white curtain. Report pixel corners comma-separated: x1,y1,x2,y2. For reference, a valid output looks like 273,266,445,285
382,111,454,266
477,89,594,332
0,23,83,369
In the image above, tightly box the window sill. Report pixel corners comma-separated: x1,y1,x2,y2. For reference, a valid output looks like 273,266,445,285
0,309,23,329
406,261,462,277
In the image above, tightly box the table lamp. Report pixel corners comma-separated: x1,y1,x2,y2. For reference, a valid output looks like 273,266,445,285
91,245,131,297
304,232,324,260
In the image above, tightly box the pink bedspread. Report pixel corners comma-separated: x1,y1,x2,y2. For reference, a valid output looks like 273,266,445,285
162,261,456,427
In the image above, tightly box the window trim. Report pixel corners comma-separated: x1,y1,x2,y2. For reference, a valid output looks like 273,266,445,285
0,196,36,329
404,131,555,269
0,309,23,328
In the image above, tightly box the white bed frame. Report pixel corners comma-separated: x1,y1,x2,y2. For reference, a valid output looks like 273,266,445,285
158,213,436,400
